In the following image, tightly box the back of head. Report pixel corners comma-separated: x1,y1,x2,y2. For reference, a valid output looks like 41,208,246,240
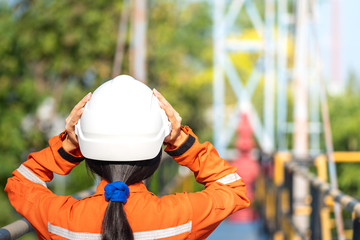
76,74,171,161
76,75,169,240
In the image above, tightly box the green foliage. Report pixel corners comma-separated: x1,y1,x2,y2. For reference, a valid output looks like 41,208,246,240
328,76,360,198
15,0,120,79
0,4,45,229
65,161,94,195
0,0,121,229
337,163,360,199
147,1,213,141
329,89,360,151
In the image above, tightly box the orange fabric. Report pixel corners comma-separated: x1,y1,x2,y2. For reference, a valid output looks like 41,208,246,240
5,127,249,240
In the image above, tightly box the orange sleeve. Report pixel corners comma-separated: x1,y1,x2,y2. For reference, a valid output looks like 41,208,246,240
22,131,84,182
165,126,250,239
4,132,84,239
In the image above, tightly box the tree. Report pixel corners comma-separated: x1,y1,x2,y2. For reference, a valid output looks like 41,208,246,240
329,74,360,198
0,0,123,227
0,0,215,232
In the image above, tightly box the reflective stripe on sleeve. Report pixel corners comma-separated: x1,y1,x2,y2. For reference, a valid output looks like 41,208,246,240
17,164,47,188
48,223,101,240
133,221,192,240
216,173,241,185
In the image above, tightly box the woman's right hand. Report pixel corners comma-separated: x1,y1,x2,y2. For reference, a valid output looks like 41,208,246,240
153,89,187,148
62,93,92,153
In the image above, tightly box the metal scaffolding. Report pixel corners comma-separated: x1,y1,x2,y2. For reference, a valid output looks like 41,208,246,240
212,0,342,237
112,0,147,83
212,1,328,160
213,0,275,158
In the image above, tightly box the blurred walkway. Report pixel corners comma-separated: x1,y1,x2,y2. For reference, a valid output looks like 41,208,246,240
208,220,269,240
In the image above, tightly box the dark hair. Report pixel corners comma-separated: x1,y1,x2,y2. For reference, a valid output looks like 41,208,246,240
85,150,162,240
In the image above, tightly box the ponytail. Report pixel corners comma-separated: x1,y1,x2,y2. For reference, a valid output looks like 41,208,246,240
85,150,162,240
102,202,133,240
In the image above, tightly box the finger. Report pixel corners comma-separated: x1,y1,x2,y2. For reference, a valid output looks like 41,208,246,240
153,89,176,119
174,111,182,123
153,89,183,144
153,89,171,108
68,92,92,120
65,93,91,131
73,92,91,113
167,109,179,131
69,108,85,127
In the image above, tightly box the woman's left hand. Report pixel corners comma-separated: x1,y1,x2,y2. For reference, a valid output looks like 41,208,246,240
62,93,92,153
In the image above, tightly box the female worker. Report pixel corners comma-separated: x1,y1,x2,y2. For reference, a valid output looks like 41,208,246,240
5,75,249,240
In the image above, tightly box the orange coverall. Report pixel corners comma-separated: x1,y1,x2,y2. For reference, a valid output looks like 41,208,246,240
5,126,249,240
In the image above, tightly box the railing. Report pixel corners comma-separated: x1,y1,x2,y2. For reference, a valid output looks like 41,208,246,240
257,152,360,240
0,219,33,240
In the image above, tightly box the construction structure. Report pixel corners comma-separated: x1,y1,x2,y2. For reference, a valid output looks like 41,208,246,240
212,0,330,160
112,0,147,83
212,0,344,238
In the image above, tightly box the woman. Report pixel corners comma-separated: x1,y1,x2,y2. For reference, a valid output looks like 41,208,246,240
5,75,249,240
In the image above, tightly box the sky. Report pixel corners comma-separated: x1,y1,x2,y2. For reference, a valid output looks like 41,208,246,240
318,0,360,88
340,0,360,80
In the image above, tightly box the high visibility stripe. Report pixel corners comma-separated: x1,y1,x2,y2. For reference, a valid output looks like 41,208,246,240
48,223,101,240
17,164,47,188
47,221,192,240
216,173,241,185
133,221,192,240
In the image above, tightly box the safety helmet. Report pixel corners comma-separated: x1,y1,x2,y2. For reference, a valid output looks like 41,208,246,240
75,75,171,161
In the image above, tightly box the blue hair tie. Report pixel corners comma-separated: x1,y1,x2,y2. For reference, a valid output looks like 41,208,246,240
104,181,129,203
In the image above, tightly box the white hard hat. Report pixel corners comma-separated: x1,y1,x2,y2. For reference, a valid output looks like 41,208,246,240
75,75,171,161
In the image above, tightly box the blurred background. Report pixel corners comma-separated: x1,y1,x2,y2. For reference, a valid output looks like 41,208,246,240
1,0,360,239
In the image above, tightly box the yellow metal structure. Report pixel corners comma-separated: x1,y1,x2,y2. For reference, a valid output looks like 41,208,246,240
273,231,284,240
313,152,360,239
274,152,291,186
314,154,332,240
315,155,328,182
333,152,360,162
257,151,360,240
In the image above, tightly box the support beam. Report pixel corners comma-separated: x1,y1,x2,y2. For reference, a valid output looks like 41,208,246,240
130,0,147,83
293,0,310,234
